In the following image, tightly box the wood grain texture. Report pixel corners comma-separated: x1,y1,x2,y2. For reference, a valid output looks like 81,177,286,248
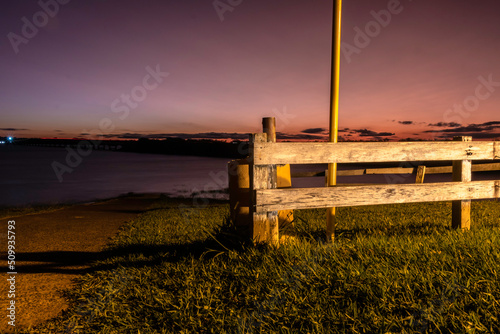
471,162,500,172
416,165,426,184
255,180,500,212
249,133,279,244
290,163,500,178
262,117,276,143
254,141,497,165
452,136,472,229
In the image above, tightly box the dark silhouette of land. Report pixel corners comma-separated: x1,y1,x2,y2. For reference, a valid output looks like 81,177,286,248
6,137,249,159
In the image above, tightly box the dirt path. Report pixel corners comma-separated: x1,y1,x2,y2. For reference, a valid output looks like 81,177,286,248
0,194,160,332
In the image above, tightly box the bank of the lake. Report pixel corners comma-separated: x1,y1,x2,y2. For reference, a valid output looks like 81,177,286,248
26,197,500,334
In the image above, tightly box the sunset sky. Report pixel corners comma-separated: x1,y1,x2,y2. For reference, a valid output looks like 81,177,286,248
1,0,500,141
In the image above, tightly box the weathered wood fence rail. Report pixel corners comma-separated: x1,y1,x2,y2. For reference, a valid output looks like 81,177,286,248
291,163,500,180
247,130,500,245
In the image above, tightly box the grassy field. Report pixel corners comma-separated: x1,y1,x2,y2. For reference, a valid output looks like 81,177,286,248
24,198,500,333
0,204,70,220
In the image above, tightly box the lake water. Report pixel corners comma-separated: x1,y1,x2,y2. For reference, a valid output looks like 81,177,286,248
1,145,499,207
0,145,231,207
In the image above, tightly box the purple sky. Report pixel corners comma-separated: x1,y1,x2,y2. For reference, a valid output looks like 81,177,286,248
1,0,500,141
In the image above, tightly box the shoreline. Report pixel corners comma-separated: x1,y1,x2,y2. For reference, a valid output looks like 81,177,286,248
0,193,161,219
0,192,162,209
0,194,163,332
0,192,230,219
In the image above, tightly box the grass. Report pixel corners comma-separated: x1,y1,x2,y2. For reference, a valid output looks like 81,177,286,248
0,204,70,220
22,198,500,333
0,192,140,219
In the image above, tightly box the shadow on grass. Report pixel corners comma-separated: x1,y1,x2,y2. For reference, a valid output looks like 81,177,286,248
291,217,454,243
16,215,458,275
15,216,251,275
18,198,489,276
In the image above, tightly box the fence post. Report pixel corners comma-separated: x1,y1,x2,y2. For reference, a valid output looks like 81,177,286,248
228,158,252,235
250,133,279,245
452,136,472,229
262,117,276,143
415,165,426,184
262,117,294,234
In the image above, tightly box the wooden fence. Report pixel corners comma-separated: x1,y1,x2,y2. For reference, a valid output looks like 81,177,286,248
291,162,500,184
247,129,500,245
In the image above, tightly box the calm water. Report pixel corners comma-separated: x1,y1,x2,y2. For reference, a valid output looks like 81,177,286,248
1,145,498,207
0,145,231,207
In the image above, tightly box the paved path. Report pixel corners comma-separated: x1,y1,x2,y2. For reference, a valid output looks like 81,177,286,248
0,194,159,332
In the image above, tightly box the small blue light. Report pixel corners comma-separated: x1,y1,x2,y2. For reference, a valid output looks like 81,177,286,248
7,137,13,141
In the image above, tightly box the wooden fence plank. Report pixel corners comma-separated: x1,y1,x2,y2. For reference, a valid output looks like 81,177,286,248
255,180,500,212
253,141,497,165
291,163,500,178
472,162,500,172
425,166,453,174
365,167,415,175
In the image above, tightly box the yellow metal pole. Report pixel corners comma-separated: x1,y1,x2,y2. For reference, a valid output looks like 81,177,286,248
326,0,342,242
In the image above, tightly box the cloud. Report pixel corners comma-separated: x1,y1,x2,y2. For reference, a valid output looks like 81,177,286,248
98,131,335,142
100,132,250,141
425,121,500,133
83,128,402,142
464,133,500,139
297,127,397,141
428,122,462,127
424,120,500,139
430,132,500,140
351,129,395,137
172,132,249,140
398,121,414,125
276,132,330,141
0,128,29,131
301,127,327,134
482,121,500,127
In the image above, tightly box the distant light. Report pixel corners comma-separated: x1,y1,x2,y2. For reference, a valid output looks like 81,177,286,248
7,137,13,141
0,141,5,144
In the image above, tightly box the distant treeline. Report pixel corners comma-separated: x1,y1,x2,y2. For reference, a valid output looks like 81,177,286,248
134,138,248,158
12,137,249,159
